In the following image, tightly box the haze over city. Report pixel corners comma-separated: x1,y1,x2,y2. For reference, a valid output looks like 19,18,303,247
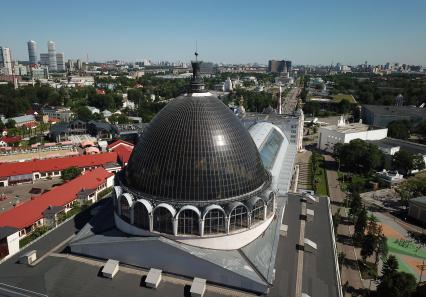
0,1,425,297
1,0,426,65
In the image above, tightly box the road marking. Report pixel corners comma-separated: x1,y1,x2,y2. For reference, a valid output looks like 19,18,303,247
0,283,47,297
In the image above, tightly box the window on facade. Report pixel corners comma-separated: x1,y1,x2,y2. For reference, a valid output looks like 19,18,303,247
251,200,265,224
259,130,284,170
133,203,150,230
177,209,199,235
204,209,226,235
153,207,173,234
267,197,275,216
229,205,248,232
120,196,131,223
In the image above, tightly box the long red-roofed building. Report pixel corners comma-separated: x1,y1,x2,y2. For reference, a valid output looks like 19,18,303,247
0,152,120,187
0,167,114,238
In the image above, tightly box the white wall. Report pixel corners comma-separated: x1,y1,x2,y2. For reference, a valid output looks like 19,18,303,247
6,231,20,256
318,127,388,151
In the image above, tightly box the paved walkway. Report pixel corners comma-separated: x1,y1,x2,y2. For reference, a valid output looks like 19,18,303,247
324,154,364,296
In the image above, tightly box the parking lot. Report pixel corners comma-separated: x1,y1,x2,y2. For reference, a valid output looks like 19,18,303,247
0,177,62,213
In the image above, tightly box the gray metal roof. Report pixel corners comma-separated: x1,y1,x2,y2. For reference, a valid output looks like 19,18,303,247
0,226,19,239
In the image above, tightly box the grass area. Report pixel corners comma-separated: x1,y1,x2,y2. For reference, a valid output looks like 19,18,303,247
332,93,356,103
311,153,329,196
394,254,416,275
387,238,426,259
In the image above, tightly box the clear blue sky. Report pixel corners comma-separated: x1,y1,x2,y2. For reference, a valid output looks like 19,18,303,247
1,0,425,65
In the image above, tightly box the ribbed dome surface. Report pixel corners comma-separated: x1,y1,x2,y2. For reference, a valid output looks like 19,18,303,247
125,94,268,203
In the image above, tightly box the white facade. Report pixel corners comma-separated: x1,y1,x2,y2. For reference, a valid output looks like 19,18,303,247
56,53,65,71
0,47,13,75
224,77,233,91
47,41,57,71
318,120,388,152
27,40,37,65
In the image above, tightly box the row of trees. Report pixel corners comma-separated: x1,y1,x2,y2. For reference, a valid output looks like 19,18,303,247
388,119,426,142
334,139,384,173
327,73,426,107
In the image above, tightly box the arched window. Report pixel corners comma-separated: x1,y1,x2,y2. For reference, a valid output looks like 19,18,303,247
204,209,226,235
120,196,131,223
178,209,199,235
153,207,173,234
251,199,265,224
133,202,150,230
229,205,248,232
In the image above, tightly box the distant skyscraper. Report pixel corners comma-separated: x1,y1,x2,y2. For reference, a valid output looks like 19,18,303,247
47,41,57,71
268,60,292,73
68,59,74,71
76,59,82,70
56,53,65,71
27,40,37,65
40,53,49,66
0,47,13,75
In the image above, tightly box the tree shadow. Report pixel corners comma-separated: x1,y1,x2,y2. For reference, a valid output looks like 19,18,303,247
337,234,354,246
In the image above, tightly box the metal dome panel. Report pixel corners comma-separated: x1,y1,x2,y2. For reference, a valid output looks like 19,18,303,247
125,94,268,204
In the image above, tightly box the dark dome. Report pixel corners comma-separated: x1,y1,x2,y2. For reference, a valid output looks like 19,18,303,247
125,94,269,204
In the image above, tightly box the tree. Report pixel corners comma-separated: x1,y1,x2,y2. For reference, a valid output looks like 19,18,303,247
333,208,342,236
337,99,352,114
62,167,82,181
108,113,130,124
387,120,410,140
393,150,426,175
377,271,417,297
76,106,93,122
5,119,16,129
335,139,384,173
361,233,376,263
354,207,368,240
381,255,399,278
375,232,388,266
349,192,363,218
396,175,426,205
412,154,426,171
338,251,346,271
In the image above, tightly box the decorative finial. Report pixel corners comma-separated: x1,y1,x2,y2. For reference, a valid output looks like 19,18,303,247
195,41,198,62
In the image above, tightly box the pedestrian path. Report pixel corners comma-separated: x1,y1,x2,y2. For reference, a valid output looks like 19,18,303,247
324,154,364,296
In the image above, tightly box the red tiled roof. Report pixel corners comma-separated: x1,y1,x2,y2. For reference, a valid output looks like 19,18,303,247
0,136,22,144
23,122,37,128
48,117,61,123
113,145,133,165
107,140,134,165
107,139,134,150
0,152,118,178
0,167,113,229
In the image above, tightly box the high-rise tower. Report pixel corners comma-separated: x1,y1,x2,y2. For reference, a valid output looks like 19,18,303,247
27,40,37,65
47,41,57,71
0,47,13,75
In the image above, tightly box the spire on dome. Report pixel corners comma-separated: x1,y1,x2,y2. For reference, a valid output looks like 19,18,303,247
189,51,205,93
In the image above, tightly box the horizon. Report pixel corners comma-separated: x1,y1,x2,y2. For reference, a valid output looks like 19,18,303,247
1,0,426,65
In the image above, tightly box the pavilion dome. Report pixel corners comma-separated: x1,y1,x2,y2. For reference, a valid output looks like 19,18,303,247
124,91,269,204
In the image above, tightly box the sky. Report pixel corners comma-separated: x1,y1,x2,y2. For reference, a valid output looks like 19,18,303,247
1,0,426,65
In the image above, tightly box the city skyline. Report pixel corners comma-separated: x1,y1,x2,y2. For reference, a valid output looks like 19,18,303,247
1,0,425,65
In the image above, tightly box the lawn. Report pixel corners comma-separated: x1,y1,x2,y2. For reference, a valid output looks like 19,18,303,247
311,153,329,196
387,238,426,259
332,93,356,103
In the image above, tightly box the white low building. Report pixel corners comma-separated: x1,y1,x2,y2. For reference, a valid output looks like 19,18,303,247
318,116,388,152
